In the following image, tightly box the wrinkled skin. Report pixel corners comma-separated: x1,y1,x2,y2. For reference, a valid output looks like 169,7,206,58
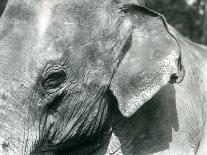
0,0,207,155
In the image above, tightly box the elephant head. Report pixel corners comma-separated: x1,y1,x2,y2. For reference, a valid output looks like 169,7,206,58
0,0,184,154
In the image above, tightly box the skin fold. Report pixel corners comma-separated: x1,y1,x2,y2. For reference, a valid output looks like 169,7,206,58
0,0,206,155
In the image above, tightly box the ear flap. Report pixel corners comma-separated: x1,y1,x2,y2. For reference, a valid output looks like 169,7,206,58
110,4,185,117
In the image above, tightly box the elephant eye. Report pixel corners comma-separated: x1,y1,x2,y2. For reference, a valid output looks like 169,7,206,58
42,71,67,90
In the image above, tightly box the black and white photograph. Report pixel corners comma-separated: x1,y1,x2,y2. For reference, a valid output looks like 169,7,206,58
0,0,207,154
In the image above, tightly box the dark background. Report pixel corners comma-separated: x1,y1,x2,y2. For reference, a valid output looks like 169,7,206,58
0,0,207,45
145,0,207,45
0,0,7,17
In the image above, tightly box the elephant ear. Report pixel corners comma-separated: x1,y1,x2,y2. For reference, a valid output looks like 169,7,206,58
110,4,185,117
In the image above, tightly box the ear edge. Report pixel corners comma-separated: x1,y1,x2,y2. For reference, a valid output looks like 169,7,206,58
121,3,185,84
110,53,180,117
110,4,185,117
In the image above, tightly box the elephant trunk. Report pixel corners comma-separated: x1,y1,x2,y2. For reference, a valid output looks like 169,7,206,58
0,78,40,155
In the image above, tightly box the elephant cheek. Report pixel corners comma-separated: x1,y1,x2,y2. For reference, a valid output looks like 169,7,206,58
43,88,111,151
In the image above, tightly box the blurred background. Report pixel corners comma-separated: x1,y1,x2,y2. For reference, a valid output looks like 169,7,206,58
145,0,207,45
0,0,207,45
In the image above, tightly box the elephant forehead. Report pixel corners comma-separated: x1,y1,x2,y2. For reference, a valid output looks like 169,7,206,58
1,1,114,60
4,0,118,53
46,0,117,45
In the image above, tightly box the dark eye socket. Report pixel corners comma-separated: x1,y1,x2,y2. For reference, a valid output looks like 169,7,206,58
42,71,67,90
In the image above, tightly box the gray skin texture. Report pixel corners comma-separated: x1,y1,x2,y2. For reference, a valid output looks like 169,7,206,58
0,0,206,155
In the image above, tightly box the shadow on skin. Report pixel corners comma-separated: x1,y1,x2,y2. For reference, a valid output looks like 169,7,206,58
0,0,7,16
109,84,179,155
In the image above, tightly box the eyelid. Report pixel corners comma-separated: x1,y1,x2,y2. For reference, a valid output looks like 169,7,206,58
42,71,67,88
41,71,67,93
42,64,66,79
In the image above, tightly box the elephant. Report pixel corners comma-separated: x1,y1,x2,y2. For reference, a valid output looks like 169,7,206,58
0,0,207,154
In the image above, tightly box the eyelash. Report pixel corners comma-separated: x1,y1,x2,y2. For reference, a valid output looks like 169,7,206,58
41,64,67,91
42,70,67,90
